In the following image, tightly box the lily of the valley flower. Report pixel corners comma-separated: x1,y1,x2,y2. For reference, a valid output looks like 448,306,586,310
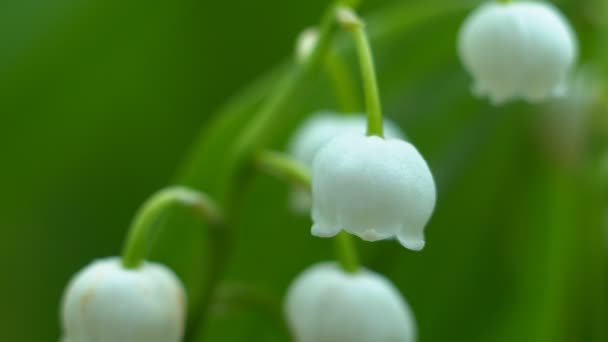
285,262,416,342
61,257,186,342
458,0,577,105
311,133,435,251
288,111,404,213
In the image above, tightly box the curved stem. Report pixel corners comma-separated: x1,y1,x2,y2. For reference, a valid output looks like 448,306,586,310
228,3,345,172
213,284,291,341
184,217,232,342
253,150,311,191
338,7,384,137
121,186,222,269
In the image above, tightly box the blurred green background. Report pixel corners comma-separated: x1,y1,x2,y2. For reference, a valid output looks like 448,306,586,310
1,0,606,341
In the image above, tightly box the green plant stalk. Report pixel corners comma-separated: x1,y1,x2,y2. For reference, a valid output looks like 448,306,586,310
354,27,384,137
226,3,348,184
121,186,223,269
335,231,360,273
253,150,311,191
213,284,291,341
202,2,354,210
184,217,232,342
340,9,384,137
253,151,360,273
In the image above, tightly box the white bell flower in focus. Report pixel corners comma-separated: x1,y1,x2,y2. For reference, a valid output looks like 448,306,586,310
61,257,186,342
288,111,404,213
285,262,416,342
458,1,577,105
311,133,435,251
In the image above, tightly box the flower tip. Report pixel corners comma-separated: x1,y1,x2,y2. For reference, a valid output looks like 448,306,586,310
295,27,319,63
359,228,388,241
311,222,340,238
398,234,425,251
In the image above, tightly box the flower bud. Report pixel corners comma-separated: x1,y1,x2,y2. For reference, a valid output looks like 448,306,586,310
61,257,186,342
288,111,404,213
295,27,319,63
458,1,577,104
311,133,435,251
285,262,416,342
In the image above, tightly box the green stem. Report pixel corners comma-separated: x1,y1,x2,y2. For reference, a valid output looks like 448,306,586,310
339,7,384,137
228,3,344,173
354,28,383,137
184,217,232,342
324,50,360,112
121,186,222,269
335,231,360,273
213,284,291,341
252,151,360,273
253,150,311,191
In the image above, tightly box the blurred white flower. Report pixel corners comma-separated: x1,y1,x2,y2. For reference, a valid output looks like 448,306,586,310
458,1,577,105
285,262,416,342
540,67,600,165
289,112,405,169
288,111,404,213
311,133,435,251
61,257,186,342
296,27,319,63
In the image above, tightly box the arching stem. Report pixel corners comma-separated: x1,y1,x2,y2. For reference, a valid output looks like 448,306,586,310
121,186,223,269
337,6,384,137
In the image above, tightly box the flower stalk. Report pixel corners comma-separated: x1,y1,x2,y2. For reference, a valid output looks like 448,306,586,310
253,150,311,191
121,186,223,269
335,231,360,273
337,6,384,137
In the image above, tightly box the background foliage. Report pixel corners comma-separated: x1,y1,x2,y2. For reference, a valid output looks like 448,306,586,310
1,0,606,341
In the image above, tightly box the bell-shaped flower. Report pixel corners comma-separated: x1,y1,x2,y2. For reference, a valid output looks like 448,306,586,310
458,1,577,104
61,257,186,342
285,262,416,342
311,133,435,251
288,111,404,213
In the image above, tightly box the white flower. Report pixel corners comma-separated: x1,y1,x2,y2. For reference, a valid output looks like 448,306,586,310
295,27,319,63
458,1,577,105
285,262,416,342
61,257,186,342
288,111,404,213
311,133,435,251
